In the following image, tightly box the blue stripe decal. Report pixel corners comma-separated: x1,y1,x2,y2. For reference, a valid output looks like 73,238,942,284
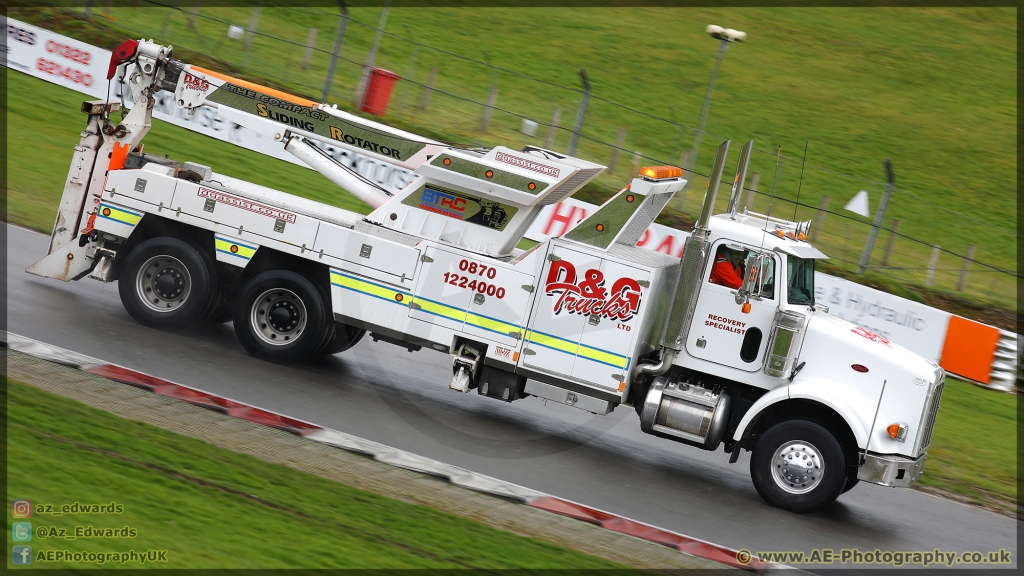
216,248,251,259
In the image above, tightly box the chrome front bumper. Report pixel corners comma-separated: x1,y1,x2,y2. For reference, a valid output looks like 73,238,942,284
857,451,927,487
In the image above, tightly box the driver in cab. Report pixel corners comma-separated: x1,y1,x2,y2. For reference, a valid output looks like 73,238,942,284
710,246,745,289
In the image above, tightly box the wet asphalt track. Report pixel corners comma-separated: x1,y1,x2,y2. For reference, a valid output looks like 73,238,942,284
6,224,1017,571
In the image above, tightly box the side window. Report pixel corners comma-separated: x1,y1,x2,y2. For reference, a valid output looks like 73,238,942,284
708,244,748,289
758,256,776,300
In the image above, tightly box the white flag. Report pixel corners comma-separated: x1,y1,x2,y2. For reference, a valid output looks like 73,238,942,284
845,190,870,217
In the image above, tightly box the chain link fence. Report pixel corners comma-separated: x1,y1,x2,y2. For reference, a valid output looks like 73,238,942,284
62,2,1019,312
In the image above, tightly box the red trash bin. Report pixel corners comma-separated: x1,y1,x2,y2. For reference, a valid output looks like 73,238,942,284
361,67,400,117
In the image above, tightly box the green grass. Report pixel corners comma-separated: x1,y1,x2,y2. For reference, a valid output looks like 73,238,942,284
6,379,624,568
914,376,1017,513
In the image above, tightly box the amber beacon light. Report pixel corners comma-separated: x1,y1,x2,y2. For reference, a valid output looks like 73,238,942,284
639,165,684,180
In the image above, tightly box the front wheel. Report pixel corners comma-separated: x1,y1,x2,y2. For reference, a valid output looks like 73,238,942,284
750,420,847,514
232,270,330,364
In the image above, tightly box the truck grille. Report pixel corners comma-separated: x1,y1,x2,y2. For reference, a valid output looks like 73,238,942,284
914,371,945,456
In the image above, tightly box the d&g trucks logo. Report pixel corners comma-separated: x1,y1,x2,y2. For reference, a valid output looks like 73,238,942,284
545,260,642,321
182,72,209,93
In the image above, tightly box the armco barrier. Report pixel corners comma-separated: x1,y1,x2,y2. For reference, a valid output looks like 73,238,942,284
7,18,1016,391
3,332,792,573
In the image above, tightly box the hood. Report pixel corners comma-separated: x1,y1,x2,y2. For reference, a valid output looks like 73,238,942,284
798,310,943,457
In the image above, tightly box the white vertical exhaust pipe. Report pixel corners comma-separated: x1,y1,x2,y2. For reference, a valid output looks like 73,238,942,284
285,136,393,209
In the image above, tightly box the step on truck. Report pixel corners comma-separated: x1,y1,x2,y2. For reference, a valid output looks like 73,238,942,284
29,39,945,513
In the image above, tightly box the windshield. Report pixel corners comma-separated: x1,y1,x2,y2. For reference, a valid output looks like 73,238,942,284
787,255,815,305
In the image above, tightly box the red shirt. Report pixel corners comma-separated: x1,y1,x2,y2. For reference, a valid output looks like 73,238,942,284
710,257,743,289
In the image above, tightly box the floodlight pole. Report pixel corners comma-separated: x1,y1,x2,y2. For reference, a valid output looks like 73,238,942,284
689,39,729,175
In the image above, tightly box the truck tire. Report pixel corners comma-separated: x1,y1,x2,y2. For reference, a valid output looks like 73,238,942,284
118,237,216,331
750,420,847,514
319,323,366,355
232,270,330,364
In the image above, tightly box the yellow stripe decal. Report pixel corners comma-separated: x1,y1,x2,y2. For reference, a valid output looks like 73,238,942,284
330,271,410,306
411,297,466,322
526,329,630,369
466,312,522,338
577,344,630,370
98,203,142,226
526,330,579,356
215,237,258,259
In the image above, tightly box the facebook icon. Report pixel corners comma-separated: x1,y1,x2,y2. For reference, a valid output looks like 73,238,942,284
12,545,31,565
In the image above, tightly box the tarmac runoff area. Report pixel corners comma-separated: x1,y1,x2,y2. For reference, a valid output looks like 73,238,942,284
4,337,779,572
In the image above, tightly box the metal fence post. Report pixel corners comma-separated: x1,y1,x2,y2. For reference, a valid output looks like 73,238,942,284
857,159,895,274
543,106,561,149
244,3,262,52
188,1,199,29
480,85,498,133
957,244,975,291
631,152,642,178
395,24,418,115
608,128,626,174
419,67,437,111
567,69,590,156
353,0,391,107
160,7,174,41
926,245,941,286
83,0,92,18
743,171,760,212
881,218,900,267
676,149,691,211
301,28,317,71
321,1,348,103
809,195,829,242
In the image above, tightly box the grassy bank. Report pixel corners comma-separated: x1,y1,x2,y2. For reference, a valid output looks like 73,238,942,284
914,376,1017,515
6,379,624,568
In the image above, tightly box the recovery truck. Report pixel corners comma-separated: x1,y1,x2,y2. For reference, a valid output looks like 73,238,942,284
28,39,945,513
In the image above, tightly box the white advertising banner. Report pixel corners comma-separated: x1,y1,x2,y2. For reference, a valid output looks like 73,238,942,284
4,19,415,195
813,273,951,363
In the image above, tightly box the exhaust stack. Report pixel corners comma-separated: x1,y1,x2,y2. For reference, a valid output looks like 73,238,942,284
659,140,731,352
726,140,754,217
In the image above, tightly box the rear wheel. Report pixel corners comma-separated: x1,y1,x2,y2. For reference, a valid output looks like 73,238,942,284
750,420,847,514
319,323,366,355
118,237,216,331
232,270,330,364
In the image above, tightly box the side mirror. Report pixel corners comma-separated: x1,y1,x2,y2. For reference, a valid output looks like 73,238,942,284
735,252,770,308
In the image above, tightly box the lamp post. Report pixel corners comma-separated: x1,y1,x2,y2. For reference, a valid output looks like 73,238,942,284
689,25,746,175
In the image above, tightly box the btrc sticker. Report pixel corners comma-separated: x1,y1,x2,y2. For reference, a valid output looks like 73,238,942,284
403,184,517,231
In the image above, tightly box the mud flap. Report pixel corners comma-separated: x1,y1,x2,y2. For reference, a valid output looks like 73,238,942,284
26,240,98,282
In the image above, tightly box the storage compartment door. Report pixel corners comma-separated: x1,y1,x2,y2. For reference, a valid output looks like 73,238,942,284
463,265,535,347
409,247,471,330
569,260,649,389
521,246,602,377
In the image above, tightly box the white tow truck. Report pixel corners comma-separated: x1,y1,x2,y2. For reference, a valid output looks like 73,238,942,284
29,39,945,513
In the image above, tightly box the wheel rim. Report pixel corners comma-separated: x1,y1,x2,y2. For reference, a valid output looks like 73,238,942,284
771,440,825,494
250,288,307,346
136,255,192,313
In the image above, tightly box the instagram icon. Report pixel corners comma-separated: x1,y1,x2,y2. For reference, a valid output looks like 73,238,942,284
12,500,31,518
